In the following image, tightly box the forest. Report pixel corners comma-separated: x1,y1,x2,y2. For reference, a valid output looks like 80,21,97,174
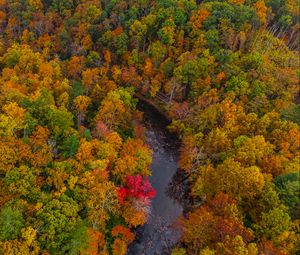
0,0,299,254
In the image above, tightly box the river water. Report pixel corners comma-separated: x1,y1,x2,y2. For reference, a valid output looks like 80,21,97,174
128,103,190,255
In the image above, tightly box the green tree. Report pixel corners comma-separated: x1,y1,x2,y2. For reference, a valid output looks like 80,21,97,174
0,206,24,241
36,196,81,253
254,207,291,240
46,106,74,138
61,221,89,255
59,134,80,158
275,172,300,218
51,0,74,17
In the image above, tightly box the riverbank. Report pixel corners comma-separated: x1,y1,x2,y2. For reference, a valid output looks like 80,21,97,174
134,93,172,123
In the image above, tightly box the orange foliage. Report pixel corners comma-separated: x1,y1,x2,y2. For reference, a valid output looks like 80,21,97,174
178,136,197,173
111,225,134,243
104,50,111,65
123,204,147,227
254,0,268,25
67,56,84,79
144,58,153,77
39,62,54,79
112,27,124,37
29,126,52,167
190,9,211,30
111,238,127,255
76,139,94,164
216,71,226,84
0,11,6,21
229,0,245,5
85,229,107,255
179,193,254,253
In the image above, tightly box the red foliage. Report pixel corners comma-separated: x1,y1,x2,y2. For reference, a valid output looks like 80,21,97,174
118,187,127,205
118,175,156,205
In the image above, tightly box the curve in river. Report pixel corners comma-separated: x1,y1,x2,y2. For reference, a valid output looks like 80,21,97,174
128,102,190,255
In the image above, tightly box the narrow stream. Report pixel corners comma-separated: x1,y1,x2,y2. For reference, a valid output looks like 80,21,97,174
128,102,190,255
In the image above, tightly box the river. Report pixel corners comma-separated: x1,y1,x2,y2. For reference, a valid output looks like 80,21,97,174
127,102,191,255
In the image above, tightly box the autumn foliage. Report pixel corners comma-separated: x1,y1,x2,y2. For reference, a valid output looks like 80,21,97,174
118,175,156,205
0,0,299,254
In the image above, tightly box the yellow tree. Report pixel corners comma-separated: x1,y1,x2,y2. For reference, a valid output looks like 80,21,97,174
74,95,91,129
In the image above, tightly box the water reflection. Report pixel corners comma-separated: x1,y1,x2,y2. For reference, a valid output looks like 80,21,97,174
166,169,193,215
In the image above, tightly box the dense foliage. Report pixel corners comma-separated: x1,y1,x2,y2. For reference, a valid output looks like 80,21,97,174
0,0,299,254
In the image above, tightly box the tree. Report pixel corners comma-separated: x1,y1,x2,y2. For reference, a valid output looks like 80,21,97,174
94,94,126,130
111,225,134,255
76,138,94,165
225,74,250,96
94,87,137,131
86,51,101,68
111,225,134,243
4,165,38,200
59,134,80,158
0,139,32,174
254,0,267,25
0,206,24,241
199,159,265,201
179,193,254,254
45,106,74,138
178,136,197,173
234,135,274,167
84,228,106,255
0,102,26,137
67,56,84,79
36,196,81,253
61,222,88,255
129,20,147,49
190,8,211,31
148,40,167,67
29,126,52,167
74,95,91,128
86,181,119,230
51,0,74,17
254,207,292,241
118,175,156,206
113,139,152,181
274,172,300,218
111,238,127,255
215,235,258,255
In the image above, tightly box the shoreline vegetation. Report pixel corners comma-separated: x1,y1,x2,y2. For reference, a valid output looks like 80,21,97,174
0,0,299,255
